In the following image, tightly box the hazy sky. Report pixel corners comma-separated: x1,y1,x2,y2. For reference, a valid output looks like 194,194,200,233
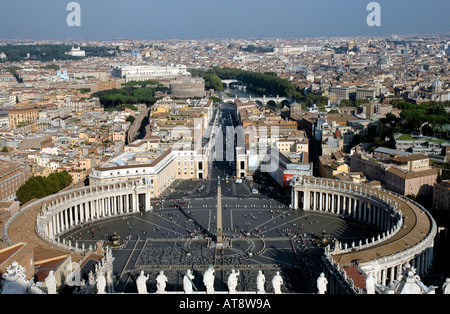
0,0,449,40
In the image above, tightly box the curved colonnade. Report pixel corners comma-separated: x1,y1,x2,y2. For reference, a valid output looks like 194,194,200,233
291,176,437,293
3,179,152,253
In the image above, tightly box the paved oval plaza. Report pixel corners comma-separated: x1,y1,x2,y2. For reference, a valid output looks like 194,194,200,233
61,179,378,293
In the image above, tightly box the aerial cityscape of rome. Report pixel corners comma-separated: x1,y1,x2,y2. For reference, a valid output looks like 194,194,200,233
0,0,450,302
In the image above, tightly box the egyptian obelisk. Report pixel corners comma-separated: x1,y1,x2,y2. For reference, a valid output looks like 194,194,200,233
216,176,223,247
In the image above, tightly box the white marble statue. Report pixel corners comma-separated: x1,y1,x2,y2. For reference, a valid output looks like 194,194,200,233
88,271,95,286
256,270,266,293
443,278,450,294
183,270,195,294
227,269,240,294
96,272,107,294
45,270,57,294
272,271,283,294
1,261,28,294
365,272,376,294
203,266,215,294
156,271,168,294
317,272,328,294
136,271,149,294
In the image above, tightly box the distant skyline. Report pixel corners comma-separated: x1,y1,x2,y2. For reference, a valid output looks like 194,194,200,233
0,0,449,40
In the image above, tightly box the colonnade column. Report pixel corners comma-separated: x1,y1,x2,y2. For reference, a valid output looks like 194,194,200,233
292,189,298,210
331,194,335,213
303,189,310,211
145,192,151,212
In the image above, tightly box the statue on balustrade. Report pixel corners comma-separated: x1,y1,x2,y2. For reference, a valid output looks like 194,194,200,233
227,269,240,294
136,271,149,294
203,266,215,294
156,271,168,294
45,270,57,294
183,269,195,294
272,271,283,294
256,270,266,293
96,272,106,294
317,272,328,294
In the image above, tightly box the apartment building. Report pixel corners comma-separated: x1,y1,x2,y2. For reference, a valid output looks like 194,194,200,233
351,149,439,197
329,86,356,103
389,154,430,172
0,161,30,201
385,167,439,197
18,134,53,150
7,107,40,129
319,151,349,179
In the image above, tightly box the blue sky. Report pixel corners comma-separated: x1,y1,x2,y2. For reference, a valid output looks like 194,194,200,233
0,0,449,40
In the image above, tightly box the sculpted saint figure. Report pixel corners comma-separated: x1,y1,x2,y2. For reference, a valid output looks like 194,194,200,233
183,270,195,294
136,271,149,294
156,271,168,294
317,272,328,294
45,270,57,295
203,266,215,294
365,272,376,294
227,269,240,294
256,270,266,293
96,272,106,294
272,271,283,294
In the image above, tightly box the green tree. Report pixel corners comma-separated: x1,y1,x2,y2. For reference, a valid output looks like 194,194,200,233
16,171,73,204
204,73,223,92
339,99,352,107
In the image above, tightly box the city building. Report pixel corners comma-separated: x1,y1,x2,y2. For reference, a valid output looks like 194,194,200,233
329,86,356,103
7,107,40,129
18,134,53,151
0,161,30,201
111,65,189,83
319,151,349,179
90,147,209,197
385,167,439,197
433,180,450,211
66,46,86,57
0,200,20,221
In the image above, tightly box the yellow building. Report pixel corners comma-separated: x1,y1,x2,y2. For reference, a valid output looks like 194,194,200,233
319,151,349,179
8,107,40,129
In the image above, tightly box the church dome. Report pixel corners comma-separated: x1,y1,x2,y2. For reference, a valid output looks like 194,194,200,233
432,78,442,88
377,56,388,65
432,77,443,92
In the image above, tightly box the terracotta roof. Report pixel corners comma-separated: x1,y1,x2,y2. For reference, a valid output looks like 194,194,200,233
0,243,25,265
34,256,67,282
386,167,439,179
343,266,366,290
390,153,428,163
